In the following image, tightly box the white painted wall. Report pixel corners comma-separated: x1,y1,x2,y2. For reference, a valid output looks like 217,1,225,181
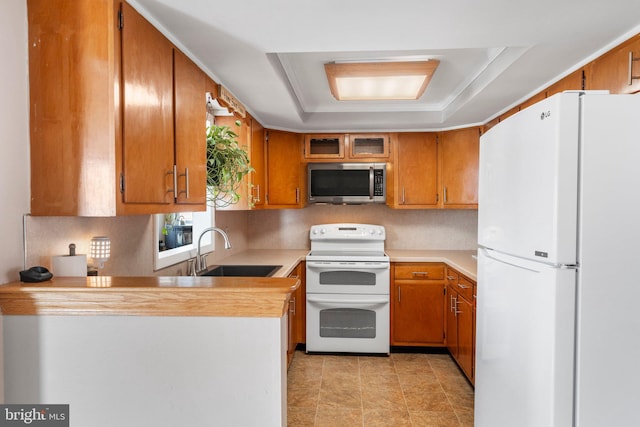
0,1,29,283
0,0,29,404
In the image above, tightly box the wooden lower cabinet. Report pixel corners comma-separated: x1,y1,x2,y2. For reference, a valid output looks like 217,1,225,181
446,266,476,384
287,262,305,366
391,263,446,346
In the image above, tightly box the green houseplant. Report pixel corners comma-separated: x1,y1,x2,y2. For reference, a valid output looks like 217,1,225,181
206,120,253,207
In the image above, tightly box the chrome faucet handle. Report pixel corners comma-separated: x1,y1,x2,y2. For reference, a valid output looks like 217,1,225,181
199,253,208,272
187,258,197,276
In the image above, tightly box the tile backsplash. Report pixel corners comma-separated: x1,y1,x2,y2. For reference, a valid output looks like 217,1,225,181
25,205,477,276
244,205,478,250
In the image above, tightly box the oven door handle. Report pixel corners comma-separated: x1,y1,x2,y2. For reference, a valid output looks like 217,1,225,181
306,296,389,305
307,262,389,270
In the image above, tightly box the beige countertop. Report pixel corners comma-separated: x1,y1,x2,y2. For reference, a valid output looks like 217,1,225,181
0,249,476,318
0,273,301,319
386,249,477,280
219,248,477,280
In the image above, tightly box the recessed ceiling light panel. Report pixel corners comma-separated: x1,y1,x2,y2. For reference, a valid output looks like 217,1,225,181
325,60,440,101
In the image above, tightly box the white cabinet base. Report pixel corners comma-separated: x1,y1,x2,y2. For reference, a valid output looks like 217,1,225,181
3,315,287,427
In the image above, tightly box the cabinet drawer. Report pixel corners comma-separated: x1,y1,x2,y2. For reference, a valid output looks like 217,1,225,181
456,275,474,301
445,268,459,287
394,263,444,280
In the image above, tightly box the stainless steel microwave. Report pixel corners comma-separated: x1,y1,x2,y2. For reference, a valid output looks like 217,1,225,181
307,163,386,204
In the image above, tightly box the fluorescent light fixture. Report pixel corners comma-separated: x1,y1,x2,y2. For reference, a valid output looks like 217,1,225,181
324,60,440,101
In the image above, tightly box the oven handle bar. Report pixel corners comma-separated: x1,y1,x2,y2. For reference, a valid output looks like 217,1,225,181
306,296,389,305
307,262,389,270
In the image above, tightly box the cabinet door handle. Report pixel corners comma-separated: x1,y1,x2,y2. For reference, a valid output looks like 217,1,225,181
167,165,177,198
290,297,296,315
412,271,429,277
252,184,261,203
446,275,456,280
443,186,448,203
402,187,406,204
179,167,189,198
457,283,470,289
455,300,462,315
295,188,299,204
397,286,401,302
629,51,640,85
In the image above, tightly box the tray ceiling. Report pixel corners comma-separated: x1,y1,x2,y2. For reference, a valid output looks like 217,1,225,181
129,0,640,132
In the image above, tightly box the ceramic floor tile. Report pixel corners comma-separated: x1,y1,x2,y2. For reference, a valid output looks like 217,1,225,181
394,360,436,376
287,406,317,426
360,373,402,388
288,385,321,408
455,407,475,427
314,406,363,426
361,384,406,410
404,388,454,412
409,410,462,427
445,389,474,412
320,371,360,389
363,408,412,426
317,384,362,409
287,350,474,426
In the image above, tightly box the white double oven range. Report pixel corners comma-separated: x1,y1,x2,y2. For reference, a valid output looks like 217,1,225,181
305,223,390,354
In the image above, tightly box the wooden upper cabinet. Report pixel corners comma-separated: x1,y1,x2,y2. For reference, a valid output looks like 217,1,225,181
214,115,251,210
348,134,390,159
519,91,546,111
173,49,207,205
250,119,266,208
304,134,345,159
265,130,304,208
121,1,174,205
546,68,584,97
303,133,389,161
439,127,479,208
586,34,640,94
28,0,208,215
29,0,119,216
390,132,438,208
497,106,520,123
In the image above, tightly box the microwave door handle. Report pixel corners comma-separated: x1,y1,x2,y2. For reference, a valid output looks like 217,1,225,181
369,166,374,199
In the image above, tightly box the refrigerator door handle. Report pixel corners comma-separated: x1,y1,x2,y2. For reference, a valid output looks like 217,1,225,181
480,247,578,270
480,248,536,272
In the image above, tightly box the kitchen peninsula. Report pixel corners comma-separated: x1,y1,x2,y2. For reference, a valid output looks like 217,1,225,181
0,274,300,427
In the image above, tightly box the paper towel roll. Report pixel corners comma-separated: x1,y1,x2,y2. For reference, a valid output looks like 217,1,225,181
52,255,87,277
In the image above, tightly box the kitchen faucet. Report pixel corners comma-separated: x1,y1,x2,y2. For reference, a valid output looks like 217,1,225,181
195,227,232,273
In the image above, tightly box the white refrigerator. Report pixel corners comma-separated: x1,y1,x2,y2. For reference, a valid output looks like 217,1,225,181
476,91,640,427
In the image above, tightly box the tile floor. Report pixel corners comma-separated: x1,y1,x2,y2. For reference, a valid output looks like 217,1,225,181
287,350,474,426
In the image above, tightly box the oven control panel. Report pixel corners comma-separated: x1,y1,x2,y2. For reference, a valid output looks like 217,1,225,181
310,223,385,240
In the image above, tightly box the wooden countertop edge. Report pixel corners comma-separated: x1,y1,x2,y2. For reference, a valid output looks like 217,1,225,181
0,277,300,318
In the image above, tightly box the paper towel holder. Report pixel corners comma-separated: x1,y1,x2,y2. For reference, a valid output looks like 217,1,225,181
90,236,111,270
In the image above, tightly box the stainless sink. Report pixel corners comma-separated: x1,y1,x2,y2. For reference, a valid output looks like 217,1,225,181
199,265,282,277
